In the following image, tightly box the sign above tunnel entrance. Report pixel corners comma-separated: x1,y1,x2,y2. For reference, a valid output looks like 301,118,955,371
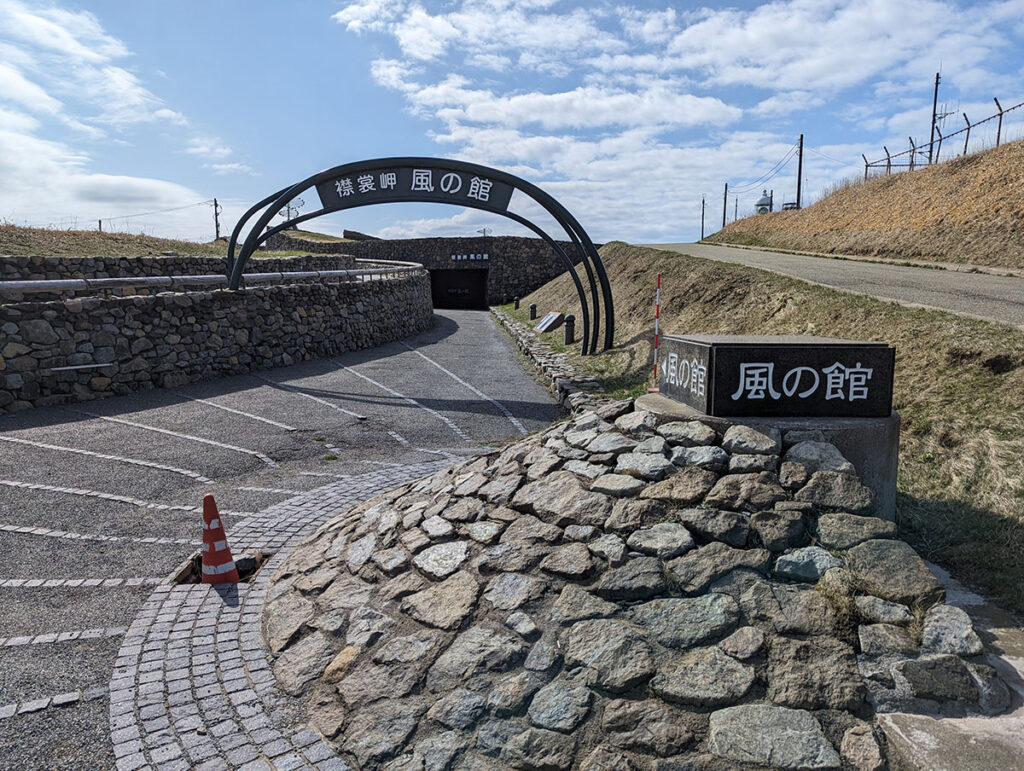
315,166,515,215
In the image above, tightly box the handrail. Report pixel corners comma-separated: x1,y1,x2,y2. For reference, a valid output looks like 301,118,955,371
0,262,424,297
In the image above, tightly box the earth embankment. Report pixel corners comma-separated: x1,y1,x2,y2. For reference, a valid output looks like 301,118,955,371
707,139,1024,270
506,242,1024,612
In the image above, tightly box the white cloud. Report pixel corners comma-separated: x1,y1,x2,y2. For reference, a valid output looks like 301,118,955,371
0,1,235,240
208,162,254,175
332,0,407,33
186,137,233,160
0,60,61,114
329,0,1021,242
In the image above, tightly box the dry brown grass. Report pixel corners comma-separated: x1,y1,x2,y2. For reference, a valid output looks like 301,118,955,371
0,224,229,257
508,242,1024,610
708,138,1024,270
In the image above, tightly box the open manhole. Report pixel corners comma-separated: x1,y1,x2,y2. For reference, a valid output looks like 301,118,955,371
171,550,273,585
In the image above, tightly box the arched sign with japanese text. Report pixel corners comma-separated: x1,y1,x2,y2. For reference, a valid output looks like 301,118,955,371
227,157,614,355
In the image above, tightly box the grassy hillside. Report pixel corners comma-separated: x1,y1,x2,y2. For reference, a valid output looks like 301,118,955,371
0,225,350,258
0,224,229,257
505,242,1024,611
708,139,1024,270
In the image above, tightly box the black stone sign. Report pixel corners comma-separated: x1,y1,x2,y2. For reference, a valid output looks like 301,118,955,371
535,312,564,332
658,334,895,418
315,166,515,215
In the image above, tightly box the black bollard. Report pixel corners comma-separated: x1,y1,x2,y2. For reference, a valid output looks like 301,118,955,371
514,296,520,310
564,314,575,345
529,303,537,320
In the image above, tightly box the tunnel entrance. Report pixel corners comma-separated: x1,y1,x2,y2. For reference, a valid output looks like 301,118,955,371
429,268,489,309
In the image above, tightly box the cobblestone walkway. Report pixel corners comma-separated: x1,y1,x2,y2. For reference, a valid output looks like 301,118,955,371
108,461,451,771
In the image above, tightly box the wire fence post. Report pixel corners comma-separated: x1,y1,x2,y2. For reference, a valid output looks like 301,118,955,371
884,146,891,175
935,127,944,164
994,98,1003,147
862,154,869,182
908,138,916,172
962,113,971,156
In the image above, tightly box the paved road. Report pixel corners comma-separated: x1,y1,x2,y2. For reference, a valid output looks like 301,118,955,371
650,242,1024,330
0,309,561,770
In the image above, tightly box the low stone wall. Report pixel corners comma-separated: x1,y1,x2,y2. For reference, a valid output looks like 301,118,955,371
0,272,432,412
0,254,356,281
491,308,603,406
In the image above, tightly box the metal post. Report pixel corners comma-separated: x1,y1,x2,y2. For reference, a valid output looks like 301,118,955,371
884,146,891,175
564,315,575,346
701,196,705,240
935,127,944,164
908,138,916,171
929,72,940,164
796,133,804,208
994,98,1003,147
963,113,971,156
650,273,661,392
213,198,221,240
514,296,520,310
862,154,869,182
722,183,728,229
98,219,102,232
529,303,537,320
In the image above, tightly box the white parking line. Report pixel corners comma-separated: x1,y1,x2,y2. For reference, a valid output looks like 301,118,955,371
0,523,197,546
0,480,255,516
253,375,368,421
0,577,164,588
0,436,212,483
0,685,108,720
172,392,298,431
0,626,127,647
235,486,299,495
401,342,528,434
339,362,474,443
69,409,279,467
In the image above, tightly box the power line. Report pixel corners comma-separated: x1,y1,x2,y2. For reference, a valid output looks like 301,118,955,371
730,145,798,193
99,199,215,223
805,146,862,170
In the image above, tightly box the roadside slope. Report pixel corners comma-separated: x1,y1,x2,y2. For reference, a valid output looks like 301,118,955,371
504,241,1024,611
707,138,1024,270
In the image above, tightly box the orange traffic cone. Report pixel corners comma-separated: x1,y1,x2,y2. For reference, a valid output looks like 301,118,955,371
201,494,239,584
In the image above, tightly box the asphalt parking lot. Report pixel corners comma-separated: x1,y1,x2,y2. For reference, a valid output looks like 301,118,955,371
0,309,562,770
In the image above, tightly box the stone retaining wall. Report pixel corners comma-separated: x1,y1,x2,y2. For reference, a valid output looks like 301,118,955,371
268,234,582,305
0,254,356,281
0,272,432,412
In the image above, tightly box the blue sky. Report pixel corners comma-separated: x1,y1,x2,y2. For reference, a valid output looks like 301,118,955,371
1,0,1022,244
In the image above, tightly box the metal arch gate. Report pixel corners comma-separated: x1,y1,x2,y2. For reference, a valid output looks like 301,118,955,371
226,157,614,355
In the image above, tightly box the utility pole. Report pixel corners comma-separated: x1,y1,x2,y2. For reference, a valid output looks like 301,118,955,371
734,197,738,222
769,190,774,212
700,195,705,240
796,133,804,209
98,219,102,232
213,198,222,240
722,183,728,229
928,72,940,164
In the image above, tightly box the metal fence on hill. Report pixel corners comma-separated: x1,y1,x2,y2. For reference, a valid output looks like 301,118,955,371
862,98,1024,180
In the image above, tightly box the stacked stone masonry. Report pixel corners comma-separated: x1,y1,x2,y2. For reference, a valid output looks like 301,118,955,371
0,254,356,282
265,399,1009,770
267,234,582,306
0,272,432,412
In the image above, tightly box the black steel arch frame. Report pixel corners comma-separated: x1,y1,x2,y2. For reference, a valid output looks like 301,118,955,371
226,157,614,355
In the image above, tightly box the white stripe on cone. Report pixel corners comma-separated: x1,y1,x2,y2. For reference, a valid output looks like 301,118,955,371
202,561,238,575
